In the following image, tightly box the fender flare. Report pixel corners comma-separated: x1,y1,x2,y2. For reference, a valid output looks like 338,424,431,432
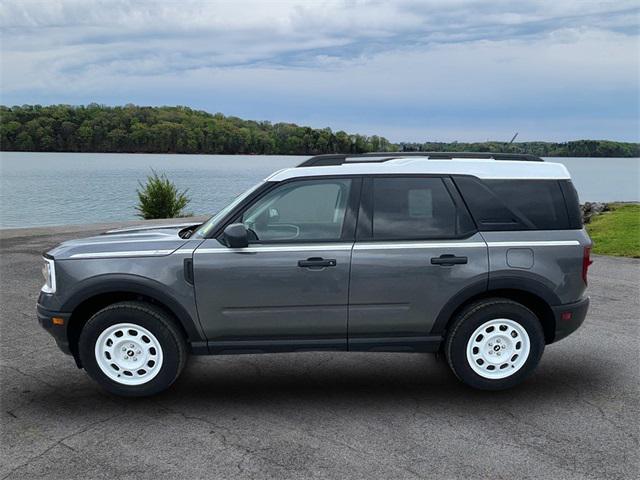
60,274,205,342
431,272,560,335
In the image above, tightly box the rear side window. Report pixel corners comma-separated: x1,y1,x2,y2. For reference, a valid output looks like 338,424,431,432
453,176,573,230
371,177,474,239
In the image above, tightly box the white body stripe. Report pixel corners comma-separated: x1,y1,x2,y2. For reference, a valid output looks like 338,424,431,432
73,240,580,258
67,238,182,245
353,242,486,250
197,240,580,254
197,244,353,254
69,249,174,259
486,240,580,247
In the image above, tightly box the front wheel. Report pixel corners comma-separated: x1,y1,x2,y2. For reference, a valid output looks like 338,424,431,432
445,298,545,390
78,301,188,397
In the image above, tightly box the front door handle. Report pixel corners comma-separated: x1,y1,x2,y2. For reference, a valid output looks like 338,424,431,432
298,257,337,268
431,254,468,266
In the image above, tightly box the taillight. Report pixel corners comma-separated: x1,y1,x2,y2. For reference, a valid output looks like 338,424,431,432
582,246,593,285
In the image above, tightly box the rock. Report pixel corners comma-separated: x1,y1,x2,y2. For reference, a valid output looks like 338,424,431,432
581,202,609,224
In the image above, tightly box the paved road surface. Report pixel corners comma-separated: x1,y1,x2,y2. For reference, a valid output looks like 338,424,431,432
1,222,638,479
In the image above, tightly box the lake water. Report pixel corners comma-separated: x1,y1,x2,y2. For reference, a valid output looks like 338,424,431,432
0,152,638,229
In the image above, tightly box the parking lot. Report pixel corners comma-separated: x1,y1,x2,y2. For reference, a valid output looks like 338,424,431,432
1,223,638,479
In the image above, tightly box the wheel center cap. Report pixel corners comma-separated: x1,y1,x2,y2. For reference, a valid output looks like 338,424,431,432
493,345,500,352
127,350,134,357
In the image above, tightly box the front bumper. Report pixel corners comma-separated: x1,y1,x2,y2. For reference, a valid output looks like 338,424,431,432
551,297,590,343
37,304,72,355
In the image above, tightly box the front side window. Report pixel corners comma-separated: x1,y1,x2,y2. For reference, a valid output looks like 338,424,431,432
194,181,264,238
372,177,472,239
241,179,352,242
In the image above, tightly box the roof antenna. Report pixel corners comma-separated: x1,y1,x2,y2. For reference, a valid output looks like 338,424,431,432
508,132,519,144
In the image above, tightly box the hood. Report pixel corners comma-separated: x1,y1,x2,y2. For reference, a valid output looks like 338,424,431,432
47,223,201,260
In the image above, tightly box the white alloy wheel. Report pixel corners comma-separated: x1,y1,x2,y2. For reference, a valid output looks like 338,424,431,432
94,323,164,386
466,318,530,379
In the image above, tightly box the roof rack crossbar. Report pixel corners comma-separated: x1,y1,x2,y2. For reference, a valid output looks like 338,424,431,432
297,151,544,167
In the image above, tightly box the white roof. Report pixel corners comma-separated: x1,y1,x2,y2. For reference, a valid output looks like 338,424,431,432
267,158,571,181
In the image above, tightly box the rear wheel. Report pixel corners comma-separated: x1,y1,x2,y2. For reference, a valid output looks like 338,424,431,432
445,298,545,390
78,301,188,397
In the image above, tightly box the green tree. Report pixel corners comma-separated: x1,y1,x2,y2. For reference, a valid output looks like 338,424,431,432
136,170,191,219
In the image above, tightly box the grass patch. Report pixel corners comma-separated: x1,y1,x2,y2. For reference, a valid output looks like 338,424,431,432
586,203,640,258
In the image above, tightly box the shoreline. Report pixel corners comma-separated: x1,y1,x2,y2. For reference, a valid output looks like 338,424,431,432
0,216,207,240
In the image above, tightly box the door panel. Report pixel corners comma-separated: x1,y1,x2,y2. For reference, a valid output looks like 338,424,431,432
194,242,353,349
348,235,488,345
192,176,360,352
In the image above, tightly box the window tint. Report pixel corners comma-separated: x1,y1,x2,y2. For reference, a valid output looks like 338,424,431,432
453,176,571,230
372,177,471,239
241,179,352,242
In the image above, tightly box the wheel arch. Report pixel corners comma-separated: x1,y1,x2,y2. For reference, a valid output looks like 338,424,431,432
433,278,558,344
62,275,205,364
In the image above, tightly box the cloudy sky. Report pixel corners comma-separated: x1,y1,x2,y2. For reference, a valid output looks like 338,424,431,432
1,0,638,142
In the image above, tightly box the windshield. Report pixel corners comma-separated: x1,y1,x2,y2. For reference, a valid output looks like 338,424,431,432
193,181,265,238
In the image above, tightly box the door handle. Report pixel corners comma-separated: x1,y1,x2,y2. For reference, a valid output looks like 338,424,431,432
431,254,468,266
298,257,337,268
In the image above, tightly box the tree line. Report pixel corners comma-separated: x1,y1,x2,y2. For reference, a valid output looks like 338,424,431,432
398,140,639,158
0,104,392,155
1,104,638,157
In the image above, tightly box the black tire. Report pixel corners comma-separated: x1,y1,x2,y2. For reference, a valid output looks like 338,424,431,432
444,298,545,390
78,301,188,397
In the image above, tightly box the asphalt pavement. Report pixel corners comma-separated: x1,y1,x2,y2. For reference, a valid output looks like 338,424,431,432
1,222,638,479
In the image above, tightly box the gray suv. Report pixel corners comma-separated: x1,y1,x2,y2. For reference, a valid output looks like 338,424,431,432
37,152,592,396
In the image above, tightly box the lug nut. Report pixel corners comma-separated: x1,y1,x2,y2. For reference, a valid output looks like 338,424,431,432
133,357,137,361
122,347,126,351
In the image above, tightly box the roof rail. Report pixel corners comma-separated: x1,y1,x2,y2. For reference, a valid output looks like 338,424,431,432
297,151,544,167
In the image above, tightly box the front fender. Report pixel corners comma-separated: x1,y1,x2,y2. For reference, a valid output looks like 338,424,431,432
60,273,206,343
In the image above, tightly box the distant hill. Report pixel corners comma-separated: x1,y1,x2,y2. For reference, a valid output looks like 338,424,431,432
1,104,638,157
397,140,640,158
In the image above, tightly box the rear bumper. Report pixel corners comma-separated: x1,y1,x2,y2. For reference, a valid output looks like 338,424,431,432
551,297,589,343
37,304,72,355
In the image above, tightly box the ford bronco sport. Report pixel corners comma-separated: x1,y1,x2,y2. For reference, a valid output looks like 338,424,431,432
37,152,591,396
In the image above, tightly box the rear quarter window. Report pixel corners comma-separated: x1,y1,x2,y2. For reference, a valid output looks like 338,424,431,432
453,176,574,230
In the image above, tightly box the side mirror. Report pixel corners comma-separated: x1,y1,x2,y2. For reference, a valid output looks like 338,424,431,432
223,223,249,248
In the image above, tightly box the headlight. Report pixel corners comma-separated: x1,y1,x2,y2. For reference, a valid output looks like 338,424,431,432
41,257,56,294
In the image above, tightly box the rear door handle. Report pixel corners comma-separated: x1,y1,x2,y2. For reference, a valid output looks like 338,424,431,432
298,257,337,268
431,254,468,266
